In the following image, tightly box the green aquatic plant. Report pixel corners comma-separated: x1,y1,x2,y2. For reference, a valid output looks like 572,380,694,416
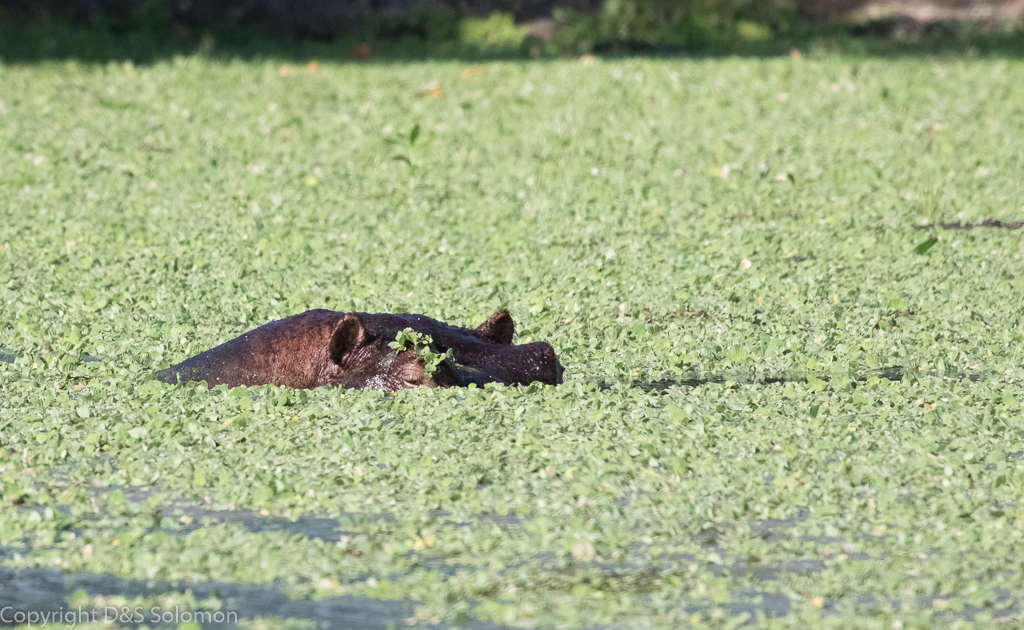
389,328,454,377
0,52,1023,629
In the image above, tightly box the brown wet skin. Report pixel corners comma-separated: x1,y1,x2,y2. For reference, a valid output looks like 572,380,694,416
153,309,564,391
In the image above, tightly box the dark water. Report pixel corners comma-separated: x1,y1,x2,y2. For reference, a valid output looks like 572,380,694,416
8,479,1023,627
599,365,986,394
2,554,1009,627
0,565,440,629
0,346,103,365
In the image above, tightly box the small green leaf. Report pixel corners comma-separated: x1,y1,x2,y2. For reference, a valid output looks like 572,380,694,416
389,328,420,351
389,329,453,377
913,237,938,255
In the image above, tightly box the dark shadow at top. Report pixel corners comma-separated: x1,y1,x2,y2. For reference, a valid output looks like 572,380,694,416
2,11,1024,64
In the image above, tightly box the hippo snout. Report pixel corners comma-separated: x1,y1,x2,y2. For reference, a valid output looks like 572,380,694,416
537,342,564,385
447,341,563,387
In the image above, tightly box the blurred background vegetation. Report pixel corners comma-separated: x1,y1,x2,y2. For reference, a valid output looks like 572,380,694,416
1,0,1023,60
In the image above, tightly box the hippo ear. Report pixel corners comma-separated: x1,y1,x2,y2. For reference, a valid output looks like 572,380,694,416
476,310,515,344
328,314,368,364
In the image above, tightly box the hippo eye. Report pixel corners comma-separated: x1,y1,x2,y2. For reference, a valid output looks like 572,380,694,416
402,369,424,387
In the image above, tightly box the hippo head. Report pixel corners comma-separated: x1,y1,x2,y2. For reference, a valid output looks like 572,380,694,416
321,314,464,391
325,310,564,390
404,310,565,388
154,308,563,391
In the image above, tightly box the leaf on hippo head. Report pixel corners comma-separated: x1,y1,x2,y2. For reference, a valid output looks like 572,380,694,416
389,327,424,352
389,328,454,377
421,347,455,377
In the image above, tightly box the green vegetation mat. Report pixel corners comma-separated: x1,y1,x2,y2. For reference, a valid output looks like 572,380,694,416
2,51,1024,629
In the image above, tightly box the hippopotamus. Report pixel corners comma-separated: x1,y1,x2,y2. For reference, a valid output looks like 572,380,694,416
153,309,564,391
